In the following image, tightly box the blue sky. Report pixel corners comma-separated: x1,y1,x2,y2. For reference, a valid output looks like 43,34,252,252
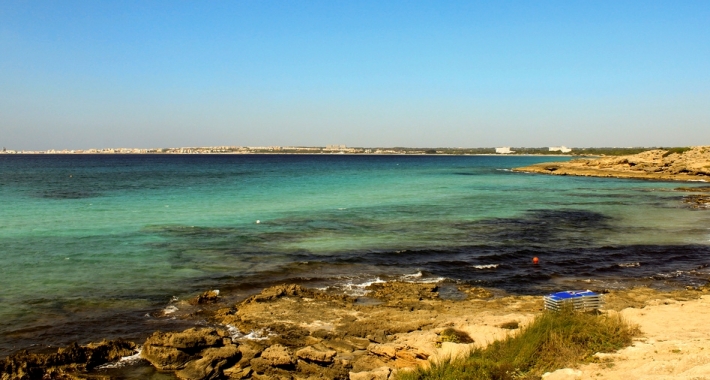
1,1,708,149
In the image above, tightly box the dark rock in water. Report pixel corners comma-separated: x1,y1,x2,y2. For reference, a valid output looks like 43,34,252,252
683,194,710,209
190,290,221,305
141,327,229,370
0,339,136,380
675,186,710,192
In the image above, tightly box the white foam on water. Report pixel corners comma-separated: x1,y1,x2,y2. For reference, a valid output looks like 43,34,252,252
654,270,685,278
473,264,499,269
225,324,243,340
337,278,386,296
416,276,447,284
689,179,707,182
618,262,640,268
400,271,423,280
225,324,273,341
162,305,178,315
399,271,446,283
243,330,272,340
96,347,143,369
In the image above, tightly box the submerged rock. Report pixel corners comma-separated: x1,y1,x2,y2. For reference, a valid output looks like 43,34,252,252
683,194,710,209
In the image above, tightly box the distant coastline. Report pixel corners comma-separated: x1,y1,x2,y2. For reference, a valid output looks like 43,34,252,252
0,145,683,156
513,146,710,183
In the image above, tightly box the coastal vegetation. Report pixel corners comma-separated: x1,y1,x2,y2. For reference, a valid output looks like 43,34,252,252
398,308,639,380
662,146,692,157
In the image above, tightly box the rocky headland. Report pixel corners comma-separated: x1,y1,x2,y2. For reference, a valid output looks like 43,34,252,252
513,146,710,182
4,283,710,380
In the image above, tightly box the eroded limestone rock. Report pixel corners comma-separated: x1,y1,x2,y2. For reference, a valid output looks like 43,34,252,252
259,344,294,367
296,346,337,364
0,339,136,380
174,344,240,380
141,328,231,371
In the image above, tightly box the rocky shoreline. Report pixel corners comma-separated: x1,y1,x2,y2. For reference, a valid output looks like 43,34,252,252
4,282,710,380
513,146,710,182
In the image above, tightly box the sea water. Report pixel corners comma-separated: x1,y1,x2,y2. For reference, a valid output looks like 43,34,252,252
1,154,709,355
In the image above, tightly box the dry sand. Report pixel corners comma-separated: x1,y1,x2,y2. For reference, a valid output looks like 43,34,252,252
576,295,710,380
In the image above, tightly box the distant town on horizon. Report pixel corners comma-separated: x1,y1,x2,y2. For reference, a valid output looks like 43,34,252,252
0,145,688,156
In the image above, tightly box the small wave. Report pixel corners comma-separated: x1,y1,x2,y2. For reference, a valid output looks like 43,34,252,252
399,271,446,283
325,277,387,296
689,180,708,182
342,278,386,296
162,305,178,315
400,271,423,280
96,347,143,369
653,270,685,279
618,262,640,268
496,169,512,172
417,277,447,284
473,264,499,269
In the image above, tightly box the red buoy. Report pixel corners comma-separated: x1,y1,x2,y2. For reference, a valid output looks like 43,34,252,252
532,257,539,265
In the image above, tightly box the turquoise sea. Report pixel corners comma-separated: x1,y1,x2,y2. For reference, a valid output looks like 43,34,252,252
1,154,709,355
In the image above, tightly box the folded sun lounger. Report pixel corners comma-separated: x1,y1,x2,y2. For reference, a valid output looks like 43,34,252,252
543,290,604,311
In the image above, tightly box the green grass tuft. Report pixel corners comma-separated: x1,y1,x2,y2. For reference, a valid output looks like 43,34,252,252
399,309,639,380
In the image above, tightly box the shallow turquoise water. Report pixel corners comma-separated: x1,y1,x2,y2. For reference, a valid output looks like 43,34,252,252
1,154,709,354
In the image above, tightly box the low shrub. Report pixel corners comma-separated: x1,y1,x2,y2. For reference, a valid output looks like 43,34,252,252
662,147,692,157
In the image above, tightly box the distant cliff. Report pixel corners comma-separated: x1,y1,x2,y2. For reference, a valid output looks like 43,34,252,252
513,146,710,182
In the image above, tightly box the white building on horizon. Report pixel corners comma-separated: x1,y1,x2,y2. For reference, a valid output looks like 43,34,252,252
549,146,572,153
495,147,514,154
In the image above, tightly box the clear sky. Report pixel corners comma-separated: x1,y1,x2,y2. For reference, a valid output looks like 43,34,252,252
1,1,708,150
